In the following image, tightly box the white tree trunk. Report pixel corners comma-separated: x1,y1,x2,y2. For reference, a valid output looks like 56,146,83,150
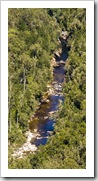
17,113,18,128
24,67,26,93
9,77,12,132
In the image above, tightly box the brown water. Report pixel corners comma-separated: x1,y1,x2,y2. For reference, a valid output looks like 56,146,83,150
30,47,68,147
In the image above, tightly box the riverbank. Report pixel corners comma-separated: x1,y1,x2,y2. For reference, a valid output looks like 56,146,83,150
12,130,40,158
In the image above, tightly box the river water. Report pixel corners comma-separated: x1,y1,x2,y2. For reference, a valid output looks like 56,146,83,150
29,47,68,147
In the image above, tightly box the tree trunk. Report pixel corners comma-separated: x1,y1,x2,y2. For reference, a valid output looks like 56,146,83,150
24,67,26,93
16,112,18,128
9,77,12,132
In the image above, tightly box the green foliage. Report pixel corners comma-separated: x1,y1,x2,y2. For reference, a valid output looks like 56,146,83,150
8,8,86,169
8,8,60,148
8,151,32,169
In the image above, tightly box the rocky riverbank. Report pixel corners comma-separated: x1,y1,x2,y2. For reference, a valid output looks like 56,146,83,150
12,130,40,158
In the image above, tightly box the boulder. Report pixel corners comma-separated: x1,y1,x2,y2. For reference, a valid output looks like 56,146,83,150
47,85,51,88
46,99,50,103
44,116,48,119
34,129,37,133
47,131,53,136
49,111,55,115
59,60,65,64
27,136,31,142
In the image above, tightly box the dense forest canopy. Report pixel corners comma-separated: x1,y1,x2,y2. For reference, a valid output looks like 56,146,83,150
8,8,86,169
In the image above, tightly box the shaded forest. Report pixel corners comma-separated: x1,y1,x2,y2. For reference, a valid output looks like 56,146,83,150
8,8,86,169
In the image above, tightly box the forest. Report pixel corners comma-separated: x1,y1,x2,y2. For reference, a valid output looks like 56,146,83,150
8,8,86,169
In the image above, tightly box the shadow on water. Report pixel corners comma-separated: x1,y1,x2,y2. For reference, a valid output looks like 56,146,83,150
55,46,68,62
30,46,68,147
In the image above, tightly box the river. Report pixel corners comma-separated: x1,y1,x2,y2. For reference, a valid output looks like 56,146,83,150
29,46,68,147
